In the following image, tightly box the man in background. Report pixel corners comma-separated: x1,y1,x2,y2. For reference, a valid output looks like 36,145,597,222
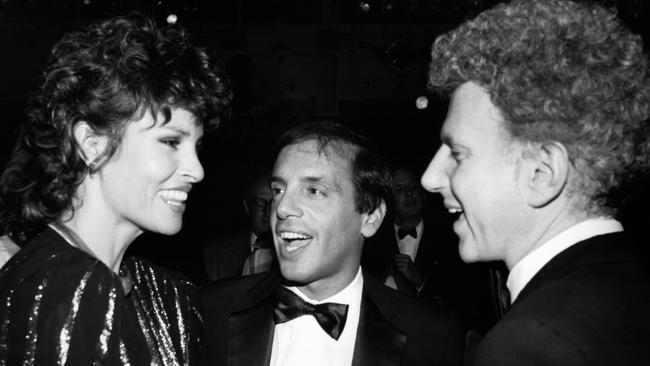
363,164,496,334
202,169,274,280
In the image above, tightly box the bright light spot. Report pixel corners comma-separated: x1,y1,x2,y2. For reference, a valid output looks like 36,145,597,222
359,2,371,12
415,96,428,110
166,13,178,25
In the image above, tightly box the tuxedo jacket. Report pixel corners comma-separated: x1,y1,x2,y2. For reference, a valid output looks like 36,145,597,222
472,232,650,366
201,270,462,366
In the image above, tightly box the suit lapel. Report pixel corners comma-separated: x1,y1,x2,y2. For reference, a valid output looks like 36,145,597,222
227,272,282,366
515,232,628,305
227,300,275,366
352,279,407,366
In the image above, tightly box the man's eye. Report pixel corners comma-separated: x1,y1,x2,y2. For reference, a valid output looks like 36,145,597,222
450,150,464,161
271,187,284,196
308,187,325,196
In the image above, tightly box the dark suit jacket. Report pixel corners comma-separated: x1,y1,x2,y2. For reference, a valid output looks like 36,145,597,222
472,232,650,366
201,270,462,366
202,231,251,281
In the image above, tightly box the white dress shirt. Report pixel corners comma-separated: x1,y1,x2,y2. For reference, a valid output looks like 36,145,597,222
385,221,424,290
270,268,364,366
507,217,623,303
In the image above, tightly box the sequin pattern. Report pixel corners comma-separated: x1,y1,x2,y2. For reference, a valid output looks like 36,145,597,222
58,269,93,366
23,279,48,366
0,228,201,366
96,280,118,365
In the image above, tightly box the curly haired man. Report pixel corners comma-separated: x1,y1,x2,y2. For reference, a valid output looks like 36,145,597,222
422,0,650,364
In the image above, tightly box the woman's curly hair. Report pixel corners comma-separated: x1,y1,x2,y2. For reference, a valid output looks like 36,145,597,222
0,13,232,243
428,0,650,217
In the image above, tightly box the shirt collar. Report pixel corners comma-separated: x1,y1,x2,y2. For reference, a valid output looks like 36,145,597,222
506,217,623,303
393,220,424,237
289,267,364,306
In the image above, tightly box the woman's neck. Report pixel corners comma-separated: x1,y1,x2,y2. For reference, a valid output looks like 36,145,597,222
56,205,141,273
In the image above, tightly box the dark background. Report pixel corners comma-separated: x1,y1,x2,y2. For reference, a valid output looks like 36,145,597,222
1,0,649,283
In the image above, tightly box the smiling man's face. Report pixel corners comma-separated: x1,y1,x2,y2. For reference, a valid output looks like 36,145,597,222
421,82,530,264
270,139,374,299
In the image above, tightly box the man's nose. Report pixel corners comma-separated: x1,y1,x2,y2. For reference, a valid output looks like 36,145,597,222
274,190,302,219
421,146,450,194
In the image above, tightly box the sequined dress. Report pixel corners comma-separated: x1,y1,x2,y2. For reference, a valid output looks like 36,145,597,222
0,227,202,365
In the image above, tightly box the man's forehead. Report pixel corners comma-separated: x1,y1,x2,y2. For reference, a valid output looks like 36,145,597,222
287,139,356,166
441,81,511,143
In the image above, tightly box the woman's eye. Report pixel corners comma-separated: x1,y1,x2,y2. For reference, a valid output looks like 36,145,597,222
161,138,180,148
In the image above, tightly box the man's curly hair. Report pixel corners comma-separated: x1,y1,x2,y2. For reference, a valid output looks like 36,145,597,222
428,0,650,217
0,13,232,243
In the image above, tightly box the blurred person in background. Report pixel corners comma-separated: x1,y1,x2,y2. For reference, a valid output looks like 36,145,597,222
202,168,276,281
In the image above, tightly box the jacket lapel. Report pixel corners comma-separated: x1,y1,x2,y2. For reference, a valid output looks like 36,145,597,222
227,301,275,366
227,272,281,366
514,232,628,305
352,279,407,366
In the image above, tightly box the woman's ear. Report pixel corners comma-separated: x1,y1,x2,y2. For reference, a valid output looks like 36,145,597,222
525,142,570,208
361,200,387,238
73,121,108,168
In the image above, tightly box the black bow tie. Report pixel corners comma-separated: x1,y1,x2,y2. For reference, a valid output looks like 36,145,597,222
397,227,417,239
273,287,348,340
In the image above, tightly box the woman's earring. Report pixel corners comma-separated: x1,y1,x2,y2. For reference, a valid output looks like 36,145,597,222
87,155,103,175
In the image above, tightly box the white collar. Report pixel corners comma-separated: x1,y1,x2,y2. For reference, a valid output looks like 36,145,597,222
506,217,623,303
393,220,424,236
289,267,363,305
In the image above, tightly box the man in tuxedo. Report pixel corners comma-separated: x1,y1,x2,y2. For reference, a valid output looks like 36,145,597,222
363,165,457,297
422,0,650,364
202,121,461,366
363,165,497,333
202,169,275,281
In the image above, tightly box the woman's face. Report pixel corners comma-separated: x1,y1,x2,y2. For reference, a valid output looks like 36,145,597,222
96,108,204,237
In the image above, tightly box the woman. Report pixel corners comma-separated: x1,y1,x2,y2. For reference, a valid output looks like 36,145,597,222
0,14,230,365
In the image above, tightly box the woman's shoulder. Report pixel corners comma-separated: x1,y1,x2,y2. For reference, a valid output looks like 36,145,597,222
124,256,195,287
123,256,198,304
0,229,131,365
0,228,124,302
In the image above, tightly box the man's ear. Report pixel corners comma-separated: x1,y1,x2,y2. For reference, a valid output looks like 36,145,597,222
361,200,387,238
525,142,570,208
73,121,108,165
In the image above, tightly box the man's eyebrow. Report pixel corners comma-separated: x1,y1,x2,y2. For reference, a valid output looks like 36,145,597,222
270,176,285,185
302,176,325,183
